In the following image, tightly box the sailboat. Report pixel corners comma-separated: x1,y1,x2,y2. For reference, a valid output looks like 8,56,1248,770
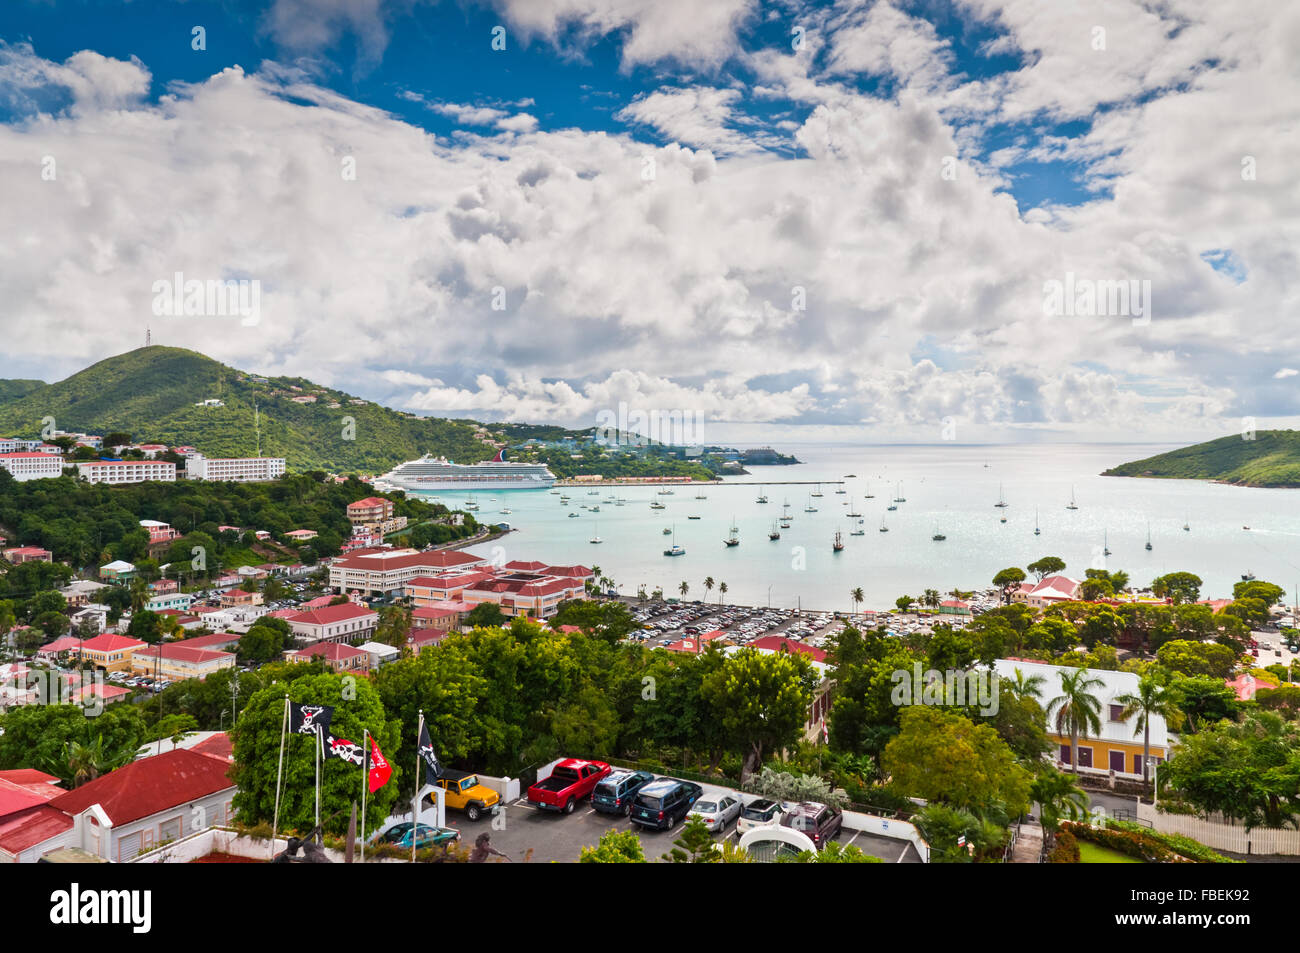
1034,509,1041,536
894,482,906,502
782,499,793,520
650,500,666,510
769,520,781,541
1000,513,1007,524
835,485,847,495
804,494,818,513
663,526,673,535
663,526,686,557
994,484,1008,508
589,523,602,544
879,515,889,533
1145,522,1153,551
724,519,740,547
1183,514,1189,532
846,505,862,517
850,524,865,536
1103,531,1111,557
864,481,875,499
1066,486,1078,510
932,522,946,541
887,502,898,511
832,530,845,552
500,506,512,515
811,484,824,498
695,489,708,500
756,486,769,504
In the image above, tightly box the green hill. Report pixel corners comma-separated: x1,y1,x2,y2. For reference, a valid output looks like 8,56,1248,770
1102,431,1300,487
0,347,494,474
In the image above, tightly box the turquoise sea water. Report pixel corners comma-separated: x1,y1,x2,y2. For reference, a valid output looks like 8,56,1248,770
412,443,1300,612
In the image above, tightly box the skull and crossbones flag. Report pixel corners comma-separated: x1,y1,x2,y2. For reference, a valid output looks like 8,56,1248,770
323,733,365,767
289,703,334,736
418,718,444,784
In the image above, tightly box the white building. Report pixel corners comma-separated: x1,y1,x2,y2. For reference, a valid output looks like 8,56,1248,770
284,603,379,646
185,454,286,482
0,452,64,481
76,460,177,484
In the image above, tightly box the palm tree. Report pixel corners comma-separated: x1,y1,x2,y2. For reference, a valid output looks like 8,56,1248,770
922,588,941,611
129,576,149,613
63,735,127,788
679,581,689,599
1029,768,1089,832
718,582,728,604
1115,676,1181,792
704,577,715,602
1046,668,1104,774
1007,668,1046,702
850,587,864,616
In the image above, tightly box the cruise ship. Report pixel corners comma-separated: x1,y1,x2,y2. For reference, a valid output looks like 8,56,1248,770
374,449,555,492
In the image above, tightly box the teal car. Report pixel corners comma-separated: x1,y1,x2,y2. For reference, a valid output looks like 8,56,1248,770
378,823,460,849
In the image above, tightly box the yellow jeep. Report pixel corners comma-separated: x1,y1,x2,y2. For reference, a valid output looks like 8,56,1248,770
436,770,500,821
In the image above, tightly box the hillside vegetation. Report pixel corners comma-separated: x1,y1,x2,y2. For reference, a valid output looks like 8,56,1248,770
1102,431,1300,487
0,347,494,474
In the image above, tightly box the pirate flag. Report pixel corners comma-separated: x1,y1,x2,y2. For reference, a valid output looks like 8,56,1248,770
364,737,393,794
323,733,365,767
418,720,444,784
289,702,334,736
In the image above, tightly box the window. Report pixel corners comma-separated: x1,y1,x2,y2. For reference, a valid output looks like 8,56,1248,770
1109,704,1125,722
1109,750,1126,772
1077,747,1093,768
1058,744,1071,765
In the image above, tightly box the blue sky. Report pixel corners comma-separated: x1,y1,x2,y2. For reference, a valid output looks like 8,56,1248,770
0,0,1295,442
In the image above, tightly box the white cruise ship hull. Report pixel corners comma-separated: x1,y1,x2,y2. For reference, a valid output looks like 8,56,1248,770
378,454,556,492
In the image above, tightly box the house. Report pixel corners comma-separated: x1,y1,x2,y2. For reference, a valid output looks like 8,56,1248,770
346,496,393,526
144,591,196,614
283,603,379,646
59,579,109,607
34,636,84,663
174,632,242,652
77,634,147,673
139,520,181,544
411,601,469,632
217,589,263,609
4,546,52,564
993,658,1170,778
135,731,232,763
0,749,236,862
99,559,136,581
147,579,178,595
130,643,235,681
285,529,318,541
406,629,449,655
69,604,109,634
0,451,64,481
355,640,401,668
285,640,370,673
1012,575,1082,608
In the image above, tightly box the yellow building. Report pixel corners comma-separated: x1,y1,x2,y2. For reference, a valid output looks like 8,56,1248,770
77,634,147,673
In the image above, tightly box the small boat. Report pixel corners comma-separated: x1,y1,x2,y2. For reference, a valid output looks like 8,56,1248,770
695,492,707,500
1145,522,1153,551
568,512,580,519
1000,514,1007,524
835,486,847,495
887,503,898,511
664,544,686,556
894,482,906,502
590,505,600,512
1242,571,1256,581
589,526,602,544
932,531,946,541
549,489,560,495
687,515,701,520
587,490,599,496
832,530,845,552
804,494,817,513
1034,509,1040,536
879,516,889,533
663,527,673,535
756,486,769,504
1183,514,1189,531
779,521,791,529
850,527,865,536
724,518,740,547
559,494,571,502
845,473,857,478
769,520,780,541
616,498,626,507
1066,486,1078,510
812,484,823,498
650,501,666,510
847,507,862,516
864,482,874,499
994,483,1008,508
1243,525,1250,531
658,487,675,496
500,507,512,515
1103,531,1111,556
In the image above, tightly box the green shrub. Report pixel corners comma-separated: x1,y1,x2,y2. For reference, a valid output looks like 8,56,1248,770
1047,830,1080,863
1105,819,1240,863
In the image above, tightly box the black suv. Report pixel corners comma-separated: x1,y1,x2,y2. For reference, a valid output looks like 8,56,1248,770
591,770,656,816
629,778,703,831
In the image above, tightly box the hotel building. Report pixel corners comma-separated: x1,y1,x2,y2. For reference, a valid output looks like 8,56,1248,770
76,460,177,485
185,454,286,482
0,452,64,482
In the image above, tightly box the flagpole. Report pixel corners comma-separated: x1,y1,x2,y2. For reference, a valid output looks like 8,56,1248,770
360,728,369,864
271,694,288,860
412,711,423,864
314,723,321,845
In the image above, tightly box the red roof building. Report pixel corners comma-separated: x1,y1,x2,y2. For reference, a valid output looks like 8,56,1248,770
748,635,829,663
47,749,234,828
286,640,370,673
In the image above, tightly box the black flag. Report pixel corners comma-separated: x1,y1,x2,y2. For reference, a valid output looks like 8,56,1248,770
290,703,334,736
323,733,366,766
418,719,443,784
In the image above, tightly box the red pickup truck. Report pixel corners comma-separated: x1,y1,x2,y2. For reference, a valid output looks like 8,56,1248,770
527,759,611,814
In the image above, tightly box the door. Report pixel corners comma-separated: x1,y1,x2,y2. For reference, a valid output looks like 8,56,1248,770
1076,747,1093,768
1058,744,1071,765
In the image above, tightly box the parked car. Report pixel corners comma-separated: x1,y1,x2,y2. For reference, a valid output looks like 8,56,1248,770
736,798,787,833
781,801,844,847
375,822,460,850
435,769,500,821
527,758,611,814
688,793,743,832
591,770,656,816
629,778,703,831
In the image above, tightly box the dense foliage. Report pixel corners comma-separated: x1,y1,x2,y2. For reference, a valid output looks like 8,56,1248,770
1102,429,1300,486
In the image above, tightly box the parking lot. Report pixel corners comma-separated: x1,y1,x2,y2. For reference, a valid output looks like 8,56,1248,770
439,780,923,863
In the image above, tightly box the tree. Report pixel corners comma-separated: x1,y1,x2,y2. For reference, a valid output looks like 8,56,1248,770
1166,675,1238,734
662,815,719,863
0,705,146,786
992,568,1026,605
1116,676,1182,791
678,581,689,599
32,610,70,640
237,623,288,665
1233,580,1285,606
465,603,505,629
1027,557,1066,581
777,841,883,863
850,587,864,616
127,609,164,645
703,577,715,602
1005,667,1046,701
1150,572,1203,605
1160,712,1300,830
1078,577,1113,602
701,648,816,780
882,706,1031,817
375,604,413,648
717,582,727,604
1029,767,1089,832
579,829,646,863
1155,640,1237,679
921,588,941,611
230,671,399,835
895,595,915,612
1045,668,1104,774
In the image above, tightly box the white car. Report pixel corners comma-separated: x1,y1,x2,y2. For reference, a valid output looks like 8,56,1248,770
735,798,788,833
689,794,743,832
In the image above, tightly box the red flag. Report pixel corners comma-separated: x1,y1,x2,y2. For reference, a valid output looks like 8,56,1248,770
367,737,392,793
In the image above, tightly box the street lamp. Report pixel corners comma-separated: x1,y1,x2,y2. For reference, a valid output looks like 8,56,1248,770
1146,756,1159,806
